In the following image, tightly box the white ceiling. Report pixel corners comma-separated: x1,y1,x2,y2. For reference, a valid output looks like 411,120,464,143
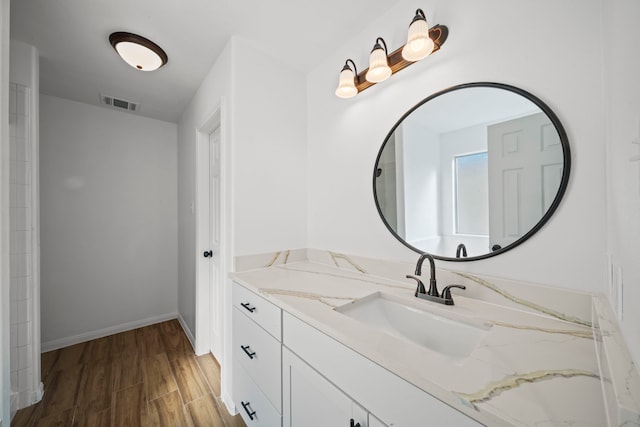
10,0,395,123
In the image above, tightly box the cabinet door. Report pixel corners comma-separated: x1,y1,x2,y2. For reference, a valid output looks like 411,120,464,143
283,348,367,427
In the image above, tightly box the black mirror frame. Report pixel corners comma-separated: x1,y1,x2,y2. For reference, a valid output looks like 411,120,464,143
373,82,571,261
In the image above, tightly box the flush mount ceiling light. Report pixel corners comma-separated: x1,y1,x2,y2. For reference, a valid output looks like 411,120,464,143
109,32,168,71
335,8,448,98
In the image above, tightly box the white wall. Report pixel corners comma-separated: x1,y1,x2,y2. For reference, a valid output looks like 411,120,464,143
39,95,178,348
177,37,306,408
1,0,11,422
177,36,307,327
232,37,307,256
603,0,640,365
402,124,439,243
308,0,607,293
177,40,232,340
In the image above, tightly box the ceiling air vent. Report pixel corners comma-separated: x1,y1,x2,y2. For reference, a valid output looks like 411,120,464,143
99,94,139,112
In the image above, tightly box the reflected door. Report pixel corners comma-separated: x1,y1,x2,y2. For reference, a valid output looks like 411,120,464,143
375,133,403,235
488,113,563,249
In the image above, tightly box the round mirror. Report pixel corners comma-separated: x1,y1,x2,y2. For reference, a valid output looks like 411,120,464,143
373,82,570,261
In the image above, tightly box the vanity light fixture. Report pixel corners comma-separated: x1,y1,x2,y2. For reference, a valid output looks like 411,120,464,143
109,32,168,71
335,59,359,98
401,9,434,61
335,8,447,98
365,38,392,83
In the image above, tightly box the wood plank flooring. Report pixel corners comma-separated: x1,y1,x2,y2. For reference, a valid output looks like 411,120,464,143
11,319,247,427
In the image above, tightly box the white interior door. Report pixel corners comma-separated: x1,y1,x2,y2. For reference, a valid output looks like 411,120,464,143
197,126,222,360
208,127,222,360
208,128,222,358
488,112,563,249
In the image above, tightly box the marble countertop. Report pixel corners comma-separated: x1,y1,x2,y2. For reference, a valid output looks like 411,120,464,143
230,258,640,427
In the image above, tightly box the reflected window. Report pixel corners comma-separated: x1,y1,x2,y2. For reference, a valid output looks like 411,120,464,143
454,152,489,235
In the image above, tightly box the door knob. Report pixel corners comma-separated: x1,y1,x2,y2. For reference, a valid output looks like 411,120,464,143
203,250,213,258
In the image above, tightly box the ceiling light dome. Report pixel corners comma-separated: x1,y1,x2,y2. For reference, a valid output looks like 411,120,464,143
109,32,168,71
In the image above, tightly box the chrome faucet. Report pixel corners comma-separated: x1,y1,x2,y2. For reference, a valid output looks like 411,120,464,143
406,253,466,305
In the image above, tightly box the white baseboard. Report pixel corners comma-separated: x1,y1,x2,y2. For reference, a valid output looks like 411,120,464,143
10,380,44,416
35,381,44,403
10,393,17,421
41,312,178,352
221,391,238,416
177,312,195,352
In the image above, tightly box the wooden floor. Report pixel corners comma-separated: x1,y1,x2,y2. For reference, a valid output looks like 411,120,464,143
11,319,247,427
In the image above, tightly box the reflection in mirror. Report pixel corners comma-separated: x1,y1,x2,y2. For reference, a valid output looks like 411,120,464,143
374,83,570,261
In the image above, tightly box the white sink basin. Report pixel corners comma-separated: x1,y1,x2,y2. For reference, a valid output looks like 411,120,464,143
335,292,490,359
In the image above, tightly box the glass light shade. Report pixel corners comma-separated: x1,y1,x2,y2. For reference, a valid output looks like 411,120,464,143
402,18,434,61
335,68,358,98
365,47,392,83
115,41,164,71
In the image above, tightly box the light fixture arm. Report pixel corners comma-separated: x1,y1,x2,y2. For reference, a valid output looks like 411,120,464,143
373,37,388,55
412,8,426,24
344,59,358,77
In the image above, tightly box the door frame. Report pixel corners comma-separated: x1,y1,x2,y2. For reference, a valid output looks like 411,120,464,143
194,98,232,362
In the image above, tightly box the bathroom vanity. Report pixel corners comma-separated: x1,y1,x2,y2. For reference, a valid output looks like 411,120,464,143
229,251,640,427
231,277,479,426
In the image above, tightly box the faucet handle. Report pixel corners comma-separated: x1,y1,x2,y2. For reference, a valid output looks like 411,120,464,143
441,284,466,302
406,274,426,296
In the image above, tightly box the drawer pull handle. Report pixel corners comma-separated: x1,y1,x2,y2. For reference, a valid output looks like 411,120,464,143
350,419,361,427
241,345,256,359
240,302,256,313
241,401,256,420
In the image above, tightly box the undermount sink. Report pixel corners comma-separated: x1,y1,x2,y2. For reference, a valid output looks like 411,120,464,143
335,292,491,359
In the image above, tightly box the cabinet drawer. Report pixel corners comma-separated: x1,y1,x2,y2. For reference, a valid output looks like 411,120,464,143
234,363,282,427
233,282,281,340
233,307,282,410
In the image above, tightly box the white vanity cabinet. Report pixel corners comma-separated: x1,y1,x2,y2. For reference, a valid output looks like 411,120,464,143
283,312,482,427
283,347,369,427
231,281,482,427
232,283,282,426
